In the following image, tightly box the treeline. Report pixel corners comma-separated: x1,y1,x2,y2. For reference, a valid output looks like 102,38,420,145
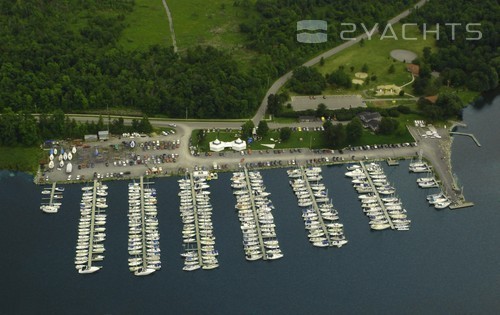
406,0,499,93
0,1,263,119
238,0,417,76
0,108,153,147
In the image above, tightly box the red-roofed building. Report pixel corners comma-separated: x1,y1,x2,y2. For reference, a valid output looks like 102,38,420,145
406,64,420,76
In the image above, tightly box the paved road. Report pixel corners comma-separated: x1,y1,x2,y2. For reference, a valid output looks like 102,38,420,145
251,0,429,124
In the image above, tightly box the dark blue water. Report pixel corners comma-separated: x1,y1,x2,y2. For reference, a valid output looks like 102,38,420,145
1,95,499,314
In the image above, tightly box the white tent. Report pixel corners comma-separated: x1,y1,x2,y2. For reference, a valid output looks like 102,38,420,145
209,139,225,152
231,138,246,151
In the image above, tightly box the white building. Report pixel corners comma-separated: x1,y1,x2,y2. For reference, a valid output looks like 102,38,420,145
209,138,247,152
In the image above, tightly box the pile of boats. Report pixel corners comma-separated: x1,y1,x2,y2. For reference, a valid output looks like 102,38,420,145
128,181,161,276
40,186,64,213
231,170,283,261
47,146,76,173
409,160,431,173
416,175,439,188
427,192,452,209
346,163,411,231
288,167,348,248
74,182,108,274
178,174,219,271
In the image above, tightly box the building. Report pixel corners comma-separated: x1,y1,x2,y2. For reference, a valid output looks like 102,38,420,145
84,134,98,142
209,138,247,152
358,111,382,131
98,130,109,141
406,64,420,76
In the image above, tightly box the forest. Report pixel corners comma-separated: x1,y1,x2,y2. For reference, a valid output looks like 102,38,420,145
0,0,263,119
405,0,499,93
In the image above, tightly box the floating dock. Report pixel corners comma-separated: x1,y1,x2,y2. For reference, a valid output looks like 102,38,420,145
188,172,204,267
299,166,332,246
387,159,399,166
243,167,267,260
359,162,395,230
86,180,98,269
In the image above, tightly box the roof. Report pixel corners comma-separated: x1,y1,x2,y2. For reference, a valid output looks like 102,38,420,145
358,111,382,122
425,95,438,104
406,64,420,76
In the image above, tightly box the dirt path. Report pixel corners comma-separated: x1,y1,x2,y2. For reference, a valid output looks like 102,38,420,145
161,0,178,53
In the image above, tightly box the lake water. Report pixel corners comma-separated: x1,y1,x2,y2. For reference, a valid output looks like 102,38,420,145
0,95,499,314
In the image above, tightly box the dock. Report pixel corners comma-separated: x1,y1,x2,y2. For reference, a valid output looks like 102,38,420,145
188,172,204,267
359,162,395,230
449,132,481,147
387,159,399,166
299,166,332,246
48,182,57,206
86,179,98,268
243,167,267,260
139,177,147,270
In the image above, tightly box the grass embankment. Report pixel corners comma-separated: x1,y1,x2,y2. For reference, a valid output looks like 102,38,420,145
119,0,172,50
0,147,43,174
316,24,436,94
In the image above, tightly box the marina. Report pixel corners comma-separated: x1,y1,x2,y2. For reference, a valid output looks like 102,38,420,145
74,180,108,274
178,171,219,271
127,176,161,276
346,162,410,231
288,166,348,247
231,167,283,261
40,182,63,213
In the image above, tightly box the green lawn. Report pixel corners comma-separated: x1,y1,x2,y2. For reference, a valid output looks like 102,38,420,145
119,0,172,50
195,129,329,151
316,24,436,93
0,147,44,174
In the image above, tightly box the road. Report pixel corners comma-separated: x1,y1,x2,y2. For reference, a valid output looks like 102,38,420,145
251,0,429,124
161,0,178,53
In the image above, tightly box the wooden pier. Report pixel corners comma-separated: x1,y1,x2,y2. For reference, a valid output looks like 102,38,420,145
359,162,395,230
243,167,267,260
188,172,204,267
299,166,332,246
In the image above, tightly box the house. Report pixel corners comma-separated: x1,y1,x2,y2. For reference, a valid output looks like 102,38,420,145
358,111,382,131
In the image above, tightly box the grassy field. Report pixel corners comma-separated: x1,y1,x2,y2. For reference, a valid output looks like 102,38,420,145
119,0,172,50
0,147,44,174
195,129,329,151
316,24,436,93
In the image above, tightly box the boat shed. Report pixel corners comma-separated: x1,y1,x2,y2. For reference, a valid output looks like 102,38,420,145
98,130,109,141
84,134,98,142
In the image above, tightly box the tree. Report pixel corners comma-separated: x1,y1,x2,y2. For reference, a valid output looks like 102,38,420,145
319,57,325,66
241,120,254,139
267,94,283,116
257,120,269,137
316,103,328,117
346,117,363,143
323,121,346,148
279,127,292,142
388,64,395,74
435,93,464,118
288,66,327,95
361,63,369,73
139,115,153,133
327,69,352,88
378,117,399,135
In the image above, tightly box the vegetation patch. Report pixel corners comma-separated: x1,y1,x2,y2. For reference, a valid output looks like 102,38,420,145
0,147,43,174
